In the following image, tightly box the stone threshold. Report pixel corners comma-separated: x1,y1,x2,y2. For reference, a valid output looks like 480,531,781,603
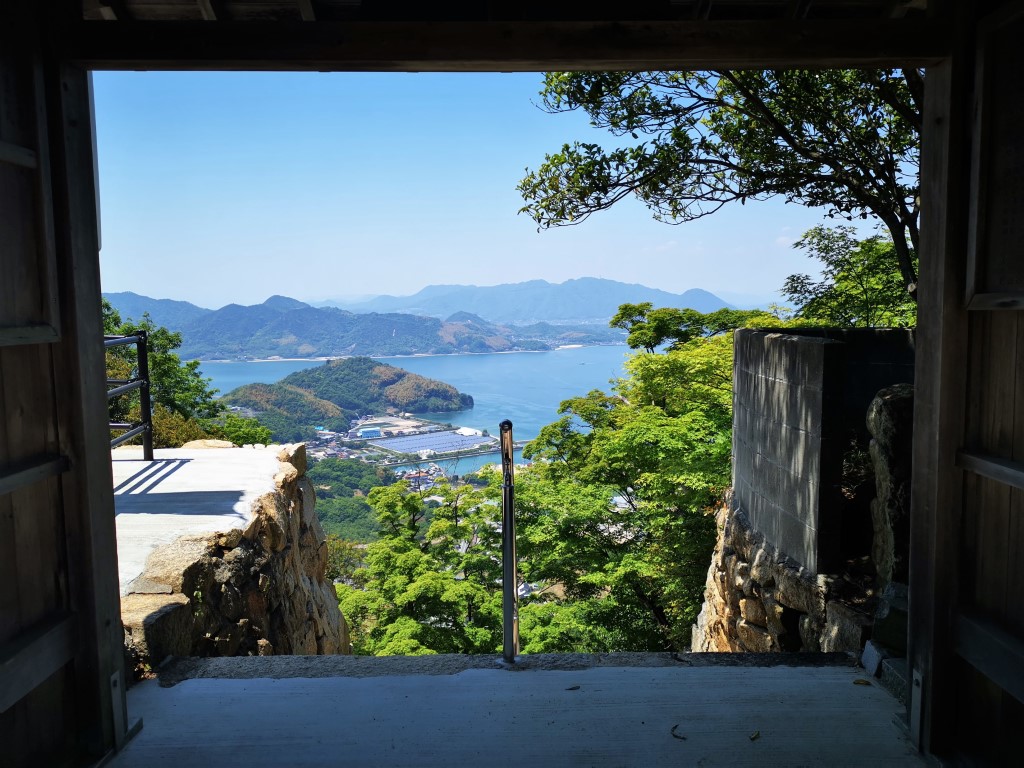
155,651,859,686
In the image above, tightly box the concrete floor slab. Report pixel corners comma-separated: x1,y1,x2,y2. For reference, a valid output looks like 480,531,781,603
113,446,281,595
110,661,923,767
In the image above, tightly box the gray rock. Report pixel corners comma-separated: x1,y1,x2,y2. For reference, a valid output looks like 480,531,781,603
860,639,891,677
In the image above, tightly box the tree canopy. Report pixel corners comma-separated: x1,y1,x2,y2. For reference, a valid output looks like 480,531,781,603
518,69,922,295
103,299,222,422
782,226,917,327
104,299,272,447
610,304,777,352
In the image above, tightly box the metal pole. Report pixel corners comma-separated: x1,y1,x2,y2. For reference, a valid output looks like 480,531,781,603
135,330,154,462
500,419,519,663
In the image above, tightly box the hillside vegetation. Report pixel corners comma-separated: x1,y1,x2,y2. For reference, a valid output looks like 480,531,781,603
221,357,472,441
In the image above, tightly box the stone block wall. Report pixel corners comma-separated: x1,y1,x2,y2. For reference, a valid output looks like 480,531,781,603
733,330,845,574
732,329,914,574
122,444,349,671
694,330,915,656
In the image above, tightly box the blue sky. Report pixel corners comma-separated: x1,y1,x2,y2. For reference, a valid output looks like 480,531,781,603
92,71,844,310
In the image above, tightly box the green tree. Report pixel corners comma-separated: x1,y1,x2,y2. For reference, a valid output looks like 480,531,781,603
325,535,366,584
104,299,223,446
610,304,777,352
104,299,221,419
336,480,504,655
518,331,735,651
782,226,917,327
309,458,396,541
519,69,922,295
205,412,273,446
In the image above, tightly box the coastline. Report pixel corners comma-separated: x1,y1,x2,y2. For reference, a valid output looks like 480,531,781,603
194,342,625,364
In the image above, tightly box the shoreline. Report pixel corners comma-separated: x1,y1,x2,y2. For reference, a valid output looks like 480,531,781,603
193,342,626,364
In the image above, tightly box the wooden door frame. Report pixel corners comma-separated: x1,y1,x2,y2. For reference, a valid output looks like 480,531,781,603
32,8,981,762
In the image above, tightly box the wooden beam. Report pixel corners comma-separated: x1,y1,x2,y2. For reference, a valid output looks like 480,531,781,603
0,139,38,169
59,18,952,72
907,43,973,756
0,323,59,347
957,450,1024,492
0,614,76,713
48,63,127,758
0,455,69,497
967,292,1024,310
955,613,1024,705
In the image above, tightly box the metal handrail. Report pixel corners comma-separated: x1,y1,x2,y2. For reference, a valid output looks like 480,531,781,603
106,330,153,461
500,419,519,663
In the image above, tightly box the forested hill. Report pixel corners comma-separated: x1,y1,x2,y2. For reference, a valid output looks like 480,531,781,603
221,357,472,441
103,293,625,359
329,278,732,323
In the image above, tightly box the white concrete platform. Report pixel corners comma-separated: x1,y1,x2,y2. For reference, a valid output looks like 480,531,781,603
110,661,923,767
113,446,281,595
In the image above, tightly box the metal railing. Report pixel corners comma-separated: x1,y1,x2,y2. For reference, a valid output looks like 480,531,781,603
500,419,519,663
105,331,154,461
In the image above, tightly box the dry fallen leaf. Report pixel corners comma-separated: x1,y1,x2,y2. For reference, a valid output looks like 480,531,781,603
749,730,760,741
853,678,873,686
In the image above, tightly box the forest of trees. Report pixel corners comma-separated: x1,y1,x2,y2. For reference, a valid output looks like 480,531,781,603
308,458,396,542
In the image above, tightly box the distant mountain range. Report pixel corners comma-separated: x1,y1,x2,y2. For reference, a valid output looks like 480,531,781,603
103,279,731,360
105,291,212,329
103,292,627,360
324,278,731,324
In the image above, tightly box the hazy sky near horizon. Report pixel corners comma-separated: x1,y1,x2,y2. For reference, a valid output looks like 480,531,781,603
93,71,853,310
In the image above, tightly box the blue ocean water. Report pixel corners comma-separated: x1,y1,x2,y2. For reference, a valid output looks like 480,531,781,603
197,344,631,474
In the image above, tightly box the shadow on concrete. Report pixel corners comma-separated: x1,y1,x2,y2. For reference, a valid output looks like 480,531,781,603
114,459,192,495
113,490,246,516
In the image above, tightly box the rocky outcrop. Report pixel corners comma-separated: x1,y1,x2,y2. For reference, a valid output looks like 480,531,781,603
122,444,348,671
691,498,873,654
866,384,914,587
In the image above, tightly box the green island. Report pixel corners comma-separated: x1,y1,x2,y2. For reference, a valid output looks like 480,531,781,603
220,356,473,442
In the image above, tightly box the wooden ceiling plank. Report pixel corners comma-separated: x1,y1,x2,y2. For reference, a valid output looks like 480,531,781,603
297,0,317,22
60,18,952,71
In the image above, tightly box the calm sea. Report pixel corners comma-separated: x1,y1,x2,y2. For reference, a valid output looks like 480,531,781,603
197,345,631,475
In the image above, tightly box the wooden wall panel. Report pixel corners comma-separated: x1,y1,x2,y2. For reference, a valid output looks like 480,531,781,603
0,47,36,147
961,312,1017,626
1,668,75,767
955,660,1024,764
47,62,128,760
1009,323,1024,636
0,166,46,328
0,7,88,764
975,16,1024,296
0,341,67,632
949,4,1024,753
